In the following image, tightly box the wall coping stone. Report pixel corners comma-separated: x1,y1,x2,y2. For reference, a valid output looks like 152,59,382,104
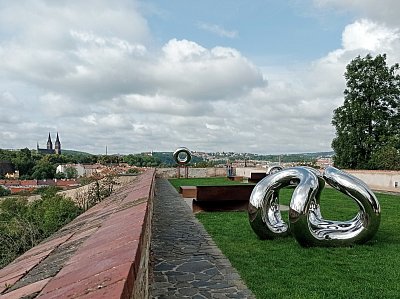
0,169,156,299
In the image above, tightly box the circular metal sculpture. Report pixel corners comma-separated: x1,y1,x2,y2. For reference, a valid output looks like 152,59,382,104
173,147,192,165
248,166,381,247
266,165,283,175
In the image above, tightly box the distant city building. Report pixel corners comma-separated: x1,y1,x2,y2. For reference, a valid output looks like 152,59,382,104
57,163,104,177
82,164,103,177
5,170,19,179
37,132,61,155
56,164,85,177
315,157,333,169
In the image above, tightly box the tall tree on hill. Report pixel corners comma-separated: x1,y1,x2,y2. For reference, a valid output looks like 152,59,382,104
11,148,37,177
332,54,400,169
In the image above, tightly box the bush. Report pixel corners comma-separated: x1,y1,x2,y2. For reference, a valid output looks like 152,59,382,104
45,196,81,234
0,191,82,269
127,168,139,174
0,186,11,197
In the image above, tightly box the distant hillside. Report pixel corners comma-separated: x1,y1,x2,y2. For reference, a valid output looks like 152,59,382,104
149,151,334,165
292,151,334,157
151,152,203,166
61,149,93,156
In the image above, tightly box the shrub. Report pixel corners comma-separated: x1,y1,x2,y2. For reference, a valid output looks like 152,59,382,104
0,186,11,197
0,191,82,269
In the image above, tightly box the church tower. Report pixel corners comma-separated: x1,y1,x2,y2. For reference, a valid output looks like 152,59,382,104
47,132,53,150
55,132,61,155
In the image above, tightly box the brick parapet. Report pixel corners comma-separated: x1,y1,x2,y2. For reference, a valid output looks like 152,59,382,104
0,169,156,299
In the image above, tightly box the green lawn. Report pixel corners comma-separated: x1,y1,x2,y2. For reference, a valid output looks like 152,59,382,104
169,177,400,298
168,176,249,190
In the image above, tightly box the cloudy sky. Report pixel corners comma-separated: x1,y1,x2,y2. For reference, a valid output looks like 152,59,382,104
1,0,399,155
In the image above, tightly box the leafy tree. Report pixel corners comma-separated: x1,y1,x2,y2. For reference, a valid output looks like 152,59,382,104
54,172,66,179
32,194,81,236
11,148,36,177
0,192,82,268
98,155,121,165
123,154,161,167
31,159,56,179
0,186,11,197
65,166,78,179
369,145,400,170
332,54,400,169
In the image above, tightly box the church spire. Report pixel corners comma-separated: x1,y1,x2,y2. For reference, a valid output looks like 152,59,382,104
55,132,61,155
47,132,53,150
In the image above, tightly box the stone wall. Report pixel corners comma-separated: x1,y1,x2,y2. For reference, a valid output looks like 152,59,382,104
132,172,155,299
235,167,400,193
235,167,266,178
345,169,400,193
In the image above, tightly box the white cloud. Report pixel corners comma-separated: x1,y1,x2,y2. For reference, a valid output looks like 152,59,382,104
109,94,213,116
342,19,399,51
156,39,266,101
1,1,400,154
0,91,19,106
39,93,82,117
313,0,400,27
198,22,238,38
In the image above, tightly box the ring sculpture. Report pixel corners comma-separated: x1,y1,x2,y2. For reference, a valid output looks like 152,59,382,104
248,166,381,247
173,147,192,165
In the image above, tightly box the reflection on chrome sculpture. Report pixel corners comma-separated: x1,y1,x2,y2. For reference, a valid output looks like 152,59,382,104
173,147,192,165
248,166,381,247
266,165,283,175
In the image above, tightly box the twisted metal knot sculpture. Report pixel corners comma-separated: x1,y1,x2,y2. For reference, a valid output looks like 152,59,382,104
248,166,381,247
266,165,283,175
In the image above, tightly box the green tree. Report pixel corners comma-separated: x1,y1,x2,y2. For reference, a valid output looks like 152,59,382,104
332,54,400,169
31,159,56,179
369,145,400,170
65,166,78,179
0,192,82,268
123,154,161,167
98,155,121,165
11,148,36,177
0,186,11,197
54,172,66,179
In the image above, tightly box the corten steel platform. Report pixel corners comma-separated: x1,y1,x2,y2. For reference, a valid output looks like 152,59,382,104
227,176,244,182
179,186,197,198
180,184,256,213
248,172,267,183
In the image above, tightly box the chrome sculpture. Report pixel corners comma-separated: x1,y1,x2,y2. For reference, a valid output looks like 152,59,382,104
266,165,283,175
173,147,192,165
248,166,381,247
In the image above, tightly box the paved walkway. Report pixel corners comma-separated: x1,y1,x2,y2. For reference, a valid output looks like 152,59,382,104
150,179,255,299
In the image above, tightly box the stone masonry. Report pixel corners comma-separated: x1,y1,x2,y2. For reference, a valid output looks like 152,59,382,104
149,178,255,299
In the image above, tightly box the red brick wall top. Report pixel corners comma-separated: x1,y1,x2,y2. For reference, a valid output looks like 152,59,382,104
20,180,38,186
8,186,36,194
37,180,56,186
0,179,20,186
0,168,156,299
55,180,79,187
